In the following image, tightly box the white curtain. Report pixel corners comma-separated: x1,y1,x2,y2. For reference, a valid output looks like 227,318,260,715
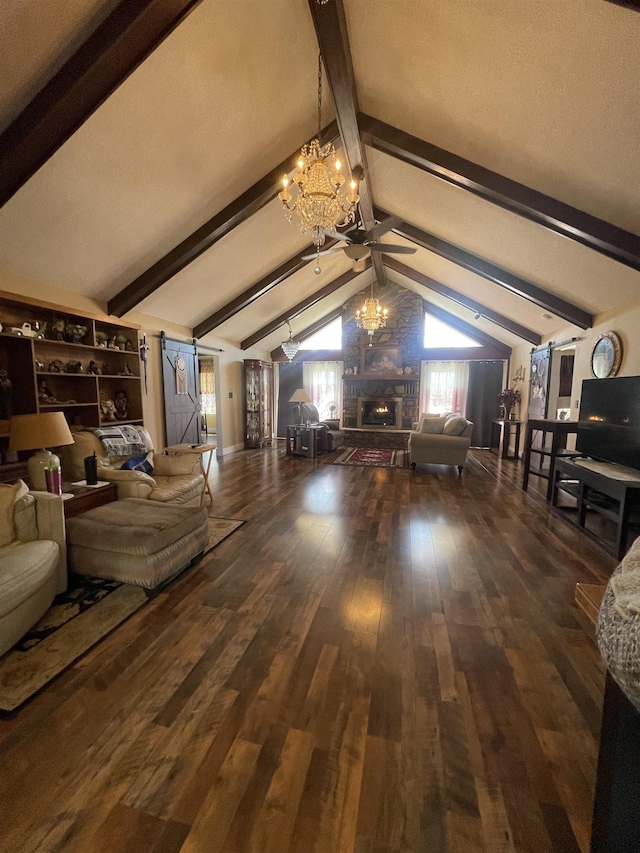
303,361,343,420
199,358,216,414
420,361,469,416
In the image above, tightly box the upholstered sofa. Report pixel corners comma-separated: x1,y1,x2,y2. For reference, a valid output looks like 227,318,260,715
299,403,345,451
61,426,204,505
408,412,474,474
0,482,66,657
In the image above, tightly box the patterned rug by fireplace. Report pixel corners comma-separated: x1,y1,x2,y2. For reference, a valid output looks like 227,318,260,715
324,446,409,468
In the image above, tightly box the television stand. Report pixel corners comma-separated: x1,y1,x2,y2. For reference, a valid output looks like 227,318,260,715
551,456,640,558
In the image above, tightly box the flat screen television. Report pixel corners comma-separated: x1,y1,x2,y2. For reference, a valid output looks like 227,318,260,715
576,376,640,470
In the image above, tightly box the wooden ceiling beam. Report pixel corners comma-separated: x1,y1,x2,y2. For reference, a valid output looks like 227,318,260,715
375,206,594,329
423,302,511,355
0,0,204,209
383,256,541,345
242,262,370,350
270,307,344,361
192,237,339,339
361,114,640,272
109,120,340,316
307,0,387,288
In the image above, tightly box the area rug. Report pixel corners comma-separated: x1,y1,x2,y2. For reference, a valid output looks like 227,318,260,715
325,446,409,468
0,514,244,714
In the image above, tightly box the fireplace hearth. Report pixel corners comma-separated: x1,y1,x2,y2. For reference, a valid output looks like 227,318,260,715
357,396,403,429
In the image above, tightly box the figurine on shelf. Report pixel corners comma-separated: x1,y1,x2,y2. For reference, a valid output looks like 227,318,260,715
35,358,45,371
99,393,117,422
48,359,64,373
114,390,129,420
87,360,101,375
66,360,83,373
51,318,66,340
108,337,119,349
65,323,87,344
124,338,135,352
38,381,57,404
119,362,134,376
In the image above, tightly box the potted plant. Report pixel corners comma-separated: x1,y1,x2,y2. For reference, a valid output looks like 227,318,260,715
498,387,521,420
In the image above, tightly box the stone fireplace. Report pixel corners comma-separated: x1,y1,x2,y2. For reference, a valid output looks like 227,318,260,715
342,280,423,429
357,396,403,429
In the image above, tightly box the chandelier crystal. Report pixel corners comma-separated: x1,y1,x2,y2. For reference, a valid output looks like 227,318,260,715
281,320,300,361
279,53,359,266
355,277,389,346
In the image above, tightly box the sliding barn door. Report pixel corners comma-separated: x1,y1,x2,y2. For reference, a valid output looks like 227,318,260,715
529,346,551,420
161,335,201,446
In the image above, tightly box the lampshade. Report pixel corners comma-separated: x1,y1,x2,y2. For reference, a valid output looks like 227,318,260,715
9,412,74,491
289,389,312,404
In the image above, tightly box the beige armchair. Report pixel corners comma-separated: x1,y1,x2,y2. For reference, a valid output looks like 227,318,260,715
409,412,474,475
61,427,204,505
0,484,66,657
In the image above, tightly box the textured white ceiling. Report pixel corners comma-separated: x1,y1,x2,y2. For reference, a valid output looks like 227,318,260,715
0,0,638,350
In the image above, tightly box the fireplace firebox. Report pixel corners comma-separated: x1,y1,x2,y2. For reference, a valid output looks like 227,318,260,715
357,397,403,429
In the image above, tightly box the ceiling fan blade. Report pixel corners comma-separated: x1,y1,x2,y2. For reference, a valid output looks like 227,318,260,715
301,247,345,261
361,215,402,243
369,243,417,254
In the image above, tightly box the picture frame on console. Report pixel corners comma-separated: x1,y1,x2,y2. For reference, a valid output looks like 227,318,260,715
361,345,402,377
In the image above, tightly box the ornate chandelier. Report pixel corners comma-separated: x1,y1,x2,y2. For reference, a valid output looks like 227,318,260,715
281,320,300,362
356,276,389,346
278,53,359,270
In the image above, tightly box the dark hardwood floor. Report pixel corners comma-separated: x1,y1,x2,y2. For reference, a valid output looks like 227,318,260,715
0,445,616,852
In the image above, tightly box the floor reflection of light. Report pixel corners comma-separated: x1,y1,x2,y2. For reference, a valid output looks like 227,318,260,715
346,585,384,634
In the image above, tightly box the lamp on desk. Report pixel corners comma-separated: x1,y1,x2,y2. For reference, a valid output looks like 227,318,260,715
289,389,312,425
9,412,74,490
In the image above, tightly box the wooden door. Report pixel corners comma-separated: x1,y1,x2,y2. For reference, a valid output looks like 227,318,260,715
161,335,200,446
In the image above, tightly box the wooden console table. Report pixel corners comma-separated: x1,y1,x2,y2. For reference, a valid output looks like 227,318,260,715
551,456,640,559
522,418,579,500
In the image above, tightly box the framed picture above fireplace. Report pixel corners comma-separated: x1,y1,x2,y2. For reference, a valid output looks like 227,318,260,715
361,345,402,377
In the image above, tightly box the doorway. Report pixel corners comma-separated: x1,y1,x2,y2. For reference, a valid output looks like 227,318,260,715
198,353,223,457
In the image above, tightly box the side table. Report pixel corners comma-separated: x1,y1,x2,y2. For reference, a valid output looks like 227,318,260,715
286,424,323,458
491,419,522,460
62,482,118,519
164,443,216,506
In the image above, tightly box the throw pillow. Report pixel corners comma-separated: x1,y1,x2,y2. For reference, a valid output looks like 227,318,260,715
420,416,448,434
0,481,22,548
121,452,154,474
443,415,468,436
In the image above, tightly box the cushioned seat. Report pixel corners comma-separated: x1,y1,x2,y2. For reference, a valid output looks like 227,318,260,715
0,485,66,657
61,427,204,505
66,498,209,589
299,403,345,451
408,412,474,474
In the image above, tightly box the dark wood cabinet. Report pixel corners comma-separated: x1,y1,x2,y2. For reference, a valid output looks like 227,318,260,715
243,359,273,449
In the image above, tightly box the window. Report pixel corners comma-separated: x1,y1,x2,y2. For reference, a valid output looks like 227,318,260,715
300,316,342,350
302,361,342,419
420,361,469,415
424,314,481,348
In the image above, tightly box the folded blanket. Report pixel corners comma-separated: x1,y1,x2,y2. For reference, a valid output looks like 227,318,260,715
89,425,150,459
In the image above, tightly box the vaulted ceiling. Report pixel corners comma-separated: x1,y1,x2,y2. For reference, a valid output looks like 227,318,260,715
0,0,638,359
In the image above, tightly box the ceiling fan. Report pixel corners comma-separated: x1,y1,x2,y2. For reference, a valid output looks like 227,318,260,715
301,215,416,269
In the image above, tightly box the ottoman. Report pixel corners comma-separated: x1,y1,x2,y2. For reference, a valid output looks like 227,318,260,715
65,498,209,590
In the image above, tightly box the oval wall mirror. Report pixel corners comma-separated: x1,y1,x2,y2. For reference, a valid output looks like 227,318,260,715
591,331,623,379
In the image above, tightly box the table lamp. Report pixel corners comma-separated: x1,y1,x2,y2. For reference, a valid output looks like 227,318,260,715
289,389,312,424
9,412,74,490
